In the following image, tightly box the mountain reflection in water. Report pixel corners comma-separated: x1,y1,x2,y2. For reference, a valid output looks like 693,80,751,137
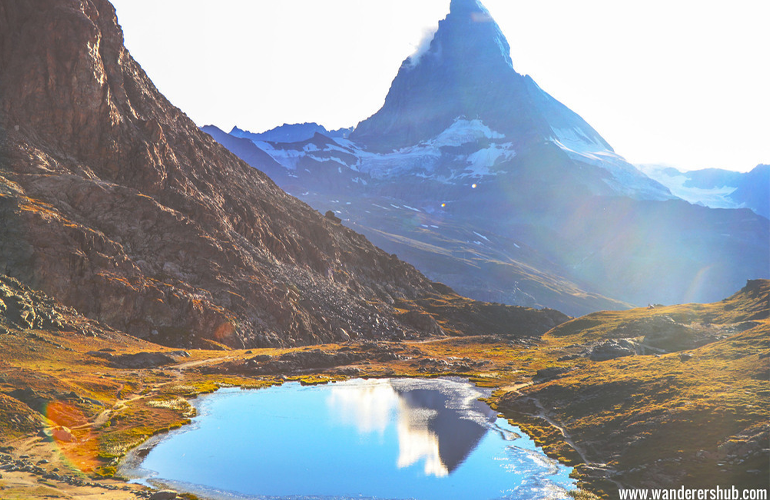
125,378,577,500
327,378,498,477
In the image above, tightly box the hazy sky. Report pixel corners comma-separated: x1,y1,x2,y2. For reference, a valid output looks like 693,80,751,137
111,0,769,172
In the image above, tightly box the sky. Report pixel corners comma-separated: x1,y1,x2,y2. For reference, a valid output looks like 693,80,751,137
111,0,769,172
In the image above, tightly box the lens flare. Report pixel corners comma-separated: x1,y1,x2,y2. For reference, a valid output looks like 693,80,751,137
683,265,715,304
45,400,99,472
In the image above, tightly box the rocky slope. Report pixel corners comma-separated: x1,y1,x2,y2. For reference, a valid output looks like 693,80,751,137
0,0,566,349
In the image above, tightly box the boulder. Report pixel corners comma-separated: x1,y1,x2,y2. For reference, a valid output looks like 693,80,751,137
150,491,178,500
108,352,177,369
589,340,636,361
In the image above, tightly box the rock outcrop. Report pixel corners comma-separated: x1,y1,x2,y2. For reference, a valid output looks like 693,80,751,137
0,0,566,348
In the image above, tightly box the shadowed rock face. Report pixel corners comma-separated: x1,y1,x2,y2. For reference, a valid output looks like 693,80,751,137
0,0,567,348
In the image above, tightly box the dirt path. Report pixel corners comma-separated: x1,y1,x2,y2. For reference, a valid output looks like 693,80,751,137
500,381,533,393
172,356,232,370
528,396,590,464
71,355,234,431
527,395,625,490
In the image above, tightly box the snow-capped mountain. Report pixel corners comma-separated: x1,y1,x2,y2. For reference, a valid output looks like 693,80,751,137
638,164,769,219
239,116,671,203
235,0,670,203
351,0,606,152
206,0,769,313
349,0,670,201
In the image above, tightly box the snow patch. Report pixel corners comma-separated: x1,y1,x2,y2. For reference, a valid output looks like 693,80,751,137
324,143,354,154
251,141,303,170
357,146,442,179
463,143,515,177
550,127,605,154
355,118,507,181
549,129,674,201
431,118,505,147
246,118,518,186
332,138,357,149
310,156,348,167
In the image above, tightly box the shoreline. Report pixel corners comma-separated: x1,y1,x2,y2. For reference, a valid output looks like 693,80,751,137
1,337,605,499
115,377,583,500
6,296,765,500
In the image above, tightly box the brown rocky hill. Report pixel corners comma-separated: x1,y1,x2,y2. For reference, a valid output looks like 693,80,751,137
0,0,567,348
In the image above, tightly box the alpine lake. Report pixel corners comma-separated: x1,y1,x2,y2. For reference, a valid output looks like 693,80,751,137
120,378,576,500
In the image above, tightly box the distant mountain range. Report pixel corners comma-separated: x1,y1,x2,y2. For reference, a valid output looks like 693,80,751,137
205,0,769,314
231,123,352,144
638,164,769,219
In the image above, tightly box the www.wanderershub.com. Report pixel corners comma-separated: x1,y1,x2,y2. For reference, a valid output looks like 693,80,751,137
619,486,768,500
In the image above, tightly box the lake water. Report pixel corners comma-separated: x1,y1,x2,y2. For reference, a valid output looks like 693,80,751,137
123,378,576,500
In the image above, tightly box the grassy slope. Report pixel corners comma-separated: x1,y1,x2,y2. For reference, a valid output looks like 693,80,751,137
496,280,769,497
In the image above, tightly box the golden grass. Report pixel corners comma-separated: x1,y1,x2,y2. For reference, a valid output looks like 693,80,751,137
492,281,770,496
2,280,765,499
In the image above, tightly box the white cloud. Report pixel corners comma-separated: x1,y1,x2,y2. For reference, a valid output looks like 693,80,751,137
407,24,439,67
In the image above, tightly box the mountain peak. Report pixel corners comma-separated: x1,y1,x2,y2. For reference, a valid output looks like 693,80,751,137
349,0,606,153
450,0,483,11
448,0,494,19
434,0,513,70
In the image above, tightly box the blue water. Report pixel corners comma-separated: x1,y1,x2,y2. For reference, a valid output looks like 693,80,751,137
128,378,575,500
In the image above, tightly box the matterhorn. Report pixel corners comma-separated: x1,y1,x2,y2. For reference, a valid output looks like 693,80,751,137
209,0,769,315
